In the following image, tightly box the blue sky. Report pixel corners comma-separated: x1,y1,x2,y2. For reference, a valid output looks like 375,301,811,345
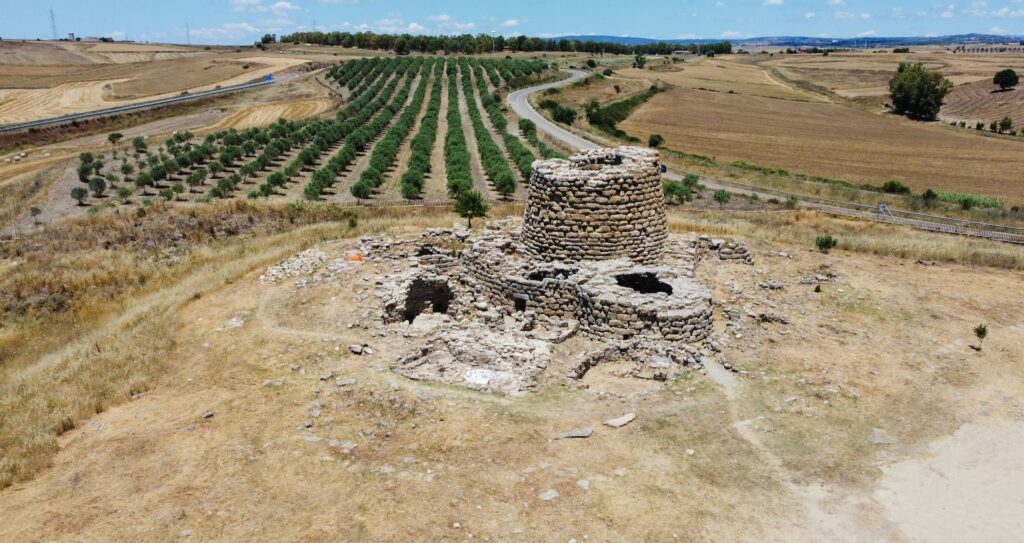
2,0,1023,44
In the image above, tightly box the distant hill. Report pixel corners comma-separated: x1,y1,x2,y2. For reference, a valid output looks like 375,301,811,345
556,33,1024,48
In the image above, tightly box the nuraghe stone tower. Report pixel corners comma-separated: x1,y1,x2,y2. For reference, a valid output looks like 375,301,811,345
522,147,668,265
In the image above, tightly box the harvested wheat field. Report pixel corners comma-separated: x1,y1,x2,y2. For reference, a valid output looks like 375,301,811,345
941,81,1024,126
619,86,1024,200
619,58,822,101
0,42,313,124
214,99,333,130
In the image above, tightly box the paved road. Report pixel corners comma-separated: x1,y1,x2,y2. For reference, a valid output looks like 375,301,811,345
507,69,1024,245
0,77,286,134
507,69,598,152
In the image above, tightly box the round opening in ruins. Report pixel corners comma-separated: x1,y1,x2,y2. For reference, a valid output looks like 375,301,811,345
403,278,453,323
615,272,673,295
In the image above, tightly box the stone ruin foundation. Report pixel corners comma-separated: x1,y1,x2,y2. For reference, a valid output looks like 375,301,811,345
366,147,757,394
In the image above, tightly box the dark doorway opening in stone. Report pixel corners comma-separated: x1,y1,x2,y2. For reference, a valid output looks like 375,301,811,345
527,267,578,282
615,272,673,295
514,297,528,312
403,278,452,323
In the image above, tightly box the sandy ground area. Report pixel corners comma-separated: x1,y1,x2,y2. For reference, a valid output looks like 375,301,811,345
0,222,1021,541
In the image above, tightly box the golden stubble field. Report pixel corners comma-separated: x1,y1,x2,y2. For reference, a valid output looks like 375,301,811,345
0,41,347,124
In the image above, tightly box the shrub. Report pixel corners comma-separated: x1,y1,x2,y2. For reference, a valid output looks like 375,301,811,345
785,196,799,209
713,189,731,209
70,186,88,205
648,134,664,148
815,235,838,254
922,188,938,202
663,180,692,204
586,59,597,68
88,177,107,197
603,68,613,76
882,180,911,194
350,180,372,199
974,323,988,350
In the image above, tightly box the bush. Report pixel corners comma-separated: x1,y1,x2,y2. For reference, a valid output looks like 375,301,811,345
888,62,952,121
603,68,613,76
586,59,597,68
350,180,372,199
882,180,911,194
815,235,838,254
713,189,731,209
648,134,664,148
70,186,88,205
785,196,799,209
88,177,107,197
663,180,692,204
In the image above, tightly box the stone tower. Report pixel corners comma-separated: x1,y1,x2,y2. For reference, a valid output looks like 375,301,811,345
521,147,667,265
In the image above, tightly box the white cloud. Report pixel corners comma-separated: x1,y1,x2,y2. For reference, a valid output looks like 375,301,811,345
763,0,783,5
721,30,742,38
190,21,262,41
991,26,1009,33
500,19,523,28
835,11,871,19
427,14,452,22
826,0,844,5
805,11,816,18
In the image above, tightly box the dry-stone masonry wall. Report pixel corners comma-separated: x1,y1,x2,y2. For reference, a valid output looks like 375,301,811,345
522,147,668,265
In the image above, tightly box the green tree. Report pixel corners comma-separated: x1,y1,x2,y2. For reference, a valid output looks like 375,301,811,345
116,186,132,203
131,136,147,153
394,37,409,55
77,162,94,182
88,177,107,198
454,190,489,228
172,183,185,200
999,116,1013,133
648,134,664,148
120,162,134,179
993,68,1019,90
713,189,731,209
70,186,88,205
107,132,123,147
633,52,647,69
30,206,42,225
663,180,692,204
888,62,952,121
974,323,988,350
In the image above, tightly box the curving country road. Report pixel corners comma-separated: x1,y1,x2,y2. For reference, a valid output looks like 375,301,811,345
507,70,1024,245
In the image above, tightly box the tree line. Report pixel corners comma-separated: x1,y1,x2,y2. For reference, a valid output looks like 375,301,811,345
275,31,731,56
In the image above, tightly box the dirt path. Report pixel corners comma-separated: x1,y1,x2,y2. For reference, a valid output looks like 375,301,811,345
456,65,491,198
424,70,450,201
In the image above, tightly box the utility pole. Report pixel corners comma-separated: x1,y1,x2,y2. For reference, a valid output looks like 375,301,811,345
49,7,58,40
491,30,495,54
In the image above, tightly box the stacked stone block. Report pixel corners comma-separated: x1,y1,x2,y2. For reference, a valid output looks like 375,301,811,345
522,147,668,265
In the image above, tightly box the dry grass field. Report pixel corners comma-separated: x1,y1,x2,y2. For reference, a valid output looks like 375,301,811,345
619,86,1024,201
0,41,328,124
0,204,1022,541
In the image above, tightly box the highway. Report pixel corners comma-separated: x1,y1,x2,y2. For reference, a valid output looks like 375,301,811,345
0,77,282,134
507,70,1024,245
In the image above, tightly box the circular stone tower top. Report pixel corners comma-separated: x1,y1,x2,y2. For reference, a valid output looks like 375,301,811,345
522,147,668,264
